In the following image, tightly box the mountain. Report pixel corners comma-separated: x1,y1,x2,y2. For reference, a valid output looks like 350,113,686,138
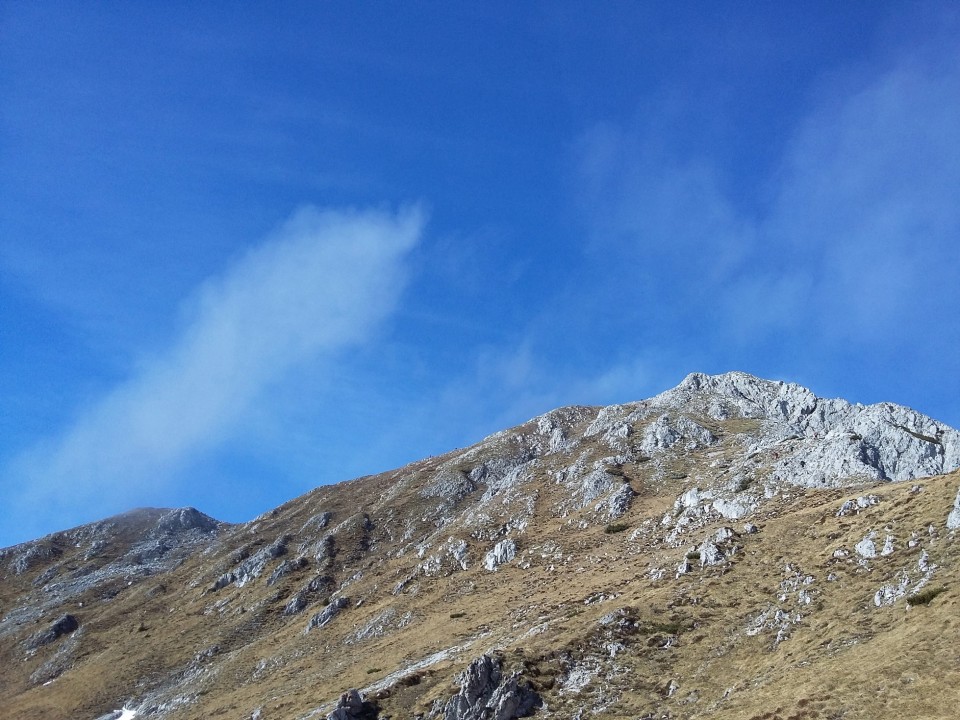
3,371,960,720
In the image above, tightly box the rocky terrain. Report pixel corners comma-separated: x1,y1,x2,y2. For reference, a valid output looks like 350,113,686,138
3,371,960,720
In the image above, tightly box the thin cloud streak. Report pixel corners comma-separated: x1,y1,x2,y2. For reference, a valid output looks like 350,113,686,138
6,205,424,539
576,46,960,351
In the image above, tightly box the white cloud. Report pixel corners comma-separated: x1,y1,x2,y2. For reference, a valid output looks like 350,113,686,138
768,56,960,341
7,205,424,532
576,46,960,350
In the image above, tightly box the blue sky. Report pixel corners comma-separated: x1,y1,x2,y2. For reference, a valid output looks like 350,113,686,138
2,2,959,547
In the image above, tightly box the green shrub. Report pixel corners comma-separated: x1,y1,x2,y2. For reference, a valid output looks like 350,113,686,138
604,522,630,534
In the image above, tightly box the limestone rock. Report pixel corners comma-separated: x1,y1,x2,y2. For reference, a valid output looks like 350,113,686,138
26,614,79,650
947,487,960,530
213,534,291,590
307,597,349,632
434,654,540,720
266,556,308,586
656,372,960,487
153,507,219,537
713,497,752,520
302,511,333,533
326,689,378,720
855,533,878,559
837,495,880,516
695,527,738,567
484,539,517,572
602,482,636,519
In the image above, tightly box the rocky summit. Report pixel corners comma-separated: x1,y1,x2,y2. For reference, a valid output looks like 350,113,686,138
3,371,960,720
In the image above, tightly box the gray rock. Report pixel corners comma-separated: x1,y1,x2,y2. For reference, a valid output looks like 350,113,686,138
695,527,738,567
448,538,470,570
654,372,960,487
283,590,310,616
698,541,724,566
484,539,517,571
153,507,219,536
603,482,636,519
26,613,79,650
302,511,333,533
713,497,752,520
306,597,349,631
874,574,910,606
855,533,878,559
266,556,308,586
213,535,292,590
435,655,540,720
326,689,378,720
421,469,477,503
10,542,61,575
947,487,960,530
638,414,717,455
837,495,880,517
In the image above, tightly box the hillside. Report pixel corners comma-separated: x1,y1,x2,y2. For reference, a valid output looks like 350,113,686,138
2,371,960,720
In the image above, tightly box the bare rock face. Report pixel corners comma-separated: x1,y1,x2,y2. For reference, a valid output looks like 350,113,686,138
434,655,541,720
213,534,291,590
657,372,960,487
153,508,220,537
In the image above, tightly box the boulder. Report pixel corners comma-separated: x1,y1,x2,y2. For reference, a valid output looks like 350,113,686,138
435,655,540,720
855,533,878,559
484,539,517,572
326,689,378,720
836,495,880,517
27,614,79,650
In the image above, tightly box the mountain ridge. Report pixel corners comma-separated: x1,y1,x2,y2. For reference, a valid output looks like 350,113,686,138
3,371,960,720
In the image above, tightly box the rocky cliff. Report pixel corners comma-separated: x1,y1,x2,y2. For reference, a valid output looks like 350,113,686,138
2,372,960,720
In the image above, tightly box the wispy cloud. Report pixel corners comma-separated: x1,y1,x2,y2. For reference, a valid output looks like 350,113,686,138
5,205,424,538
575,44,960,356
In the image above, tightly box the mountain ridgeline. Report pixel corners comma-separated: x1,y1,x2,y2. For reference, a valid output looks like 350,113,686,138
3,372,960,720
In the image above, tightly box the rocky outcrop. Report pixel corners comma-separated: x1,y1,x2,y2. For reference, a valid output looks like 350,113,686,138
26,614,79,650
484,540,517,572
266,556,308,586
326,689,378,720
9,542,61,575
948,487,960,530
306,597,349,631
656,372,960,487
153,507,220,537
433,655,540,720
212,534,291,590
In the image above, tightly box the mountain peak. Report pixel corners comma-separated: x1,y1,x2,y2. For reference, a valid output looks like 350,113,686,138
3,373,960,720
